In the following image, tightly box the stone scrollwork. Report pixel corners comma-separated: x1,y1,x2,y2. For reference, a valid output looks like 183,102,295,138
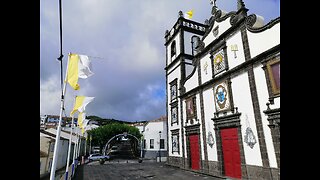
245,14,257,28
214,9,222,19
207,131,215,148
244,127,257,149
230,14,238,26
243,115,257,149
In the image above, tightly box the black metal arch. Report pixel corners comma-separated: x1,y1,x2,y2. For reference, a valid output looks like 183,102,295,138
102,133,140,156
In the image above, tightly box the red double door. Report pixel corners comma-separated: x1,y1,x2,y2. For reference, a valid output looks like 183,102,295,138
221,128,242,179
189,134,200,170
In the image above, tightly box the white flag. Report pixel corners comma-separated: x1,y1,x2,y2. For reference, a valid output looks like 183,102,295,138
78,55,94,79
70,96,95,115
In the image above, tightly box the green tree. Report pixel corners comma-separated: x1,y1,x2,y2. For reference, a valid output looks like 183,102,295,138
87,122,142,153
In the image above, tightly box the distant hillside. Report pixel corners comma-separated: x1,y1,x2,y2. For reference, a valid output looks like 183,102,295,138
86,115,135,126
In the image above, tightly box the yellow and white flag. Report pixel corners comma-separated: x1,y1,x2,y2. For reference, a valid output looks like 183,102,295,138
185,10,193,19
80,119,90,134
66,53,94,90
77,112,86,128
70,96,95,115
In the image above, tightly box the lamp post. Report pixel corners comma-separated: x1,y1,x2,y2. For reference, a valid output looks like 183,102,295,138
159,131,162,162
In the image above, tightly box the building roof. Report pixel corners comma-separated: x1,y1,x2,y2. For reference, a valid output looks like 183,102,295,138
147,115,167,123
45,115,78,121
45,128,81,143
40,129,69,141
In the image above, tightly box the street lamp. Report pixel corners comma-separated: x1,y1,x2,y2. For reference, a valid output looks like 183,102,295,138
159,131,162,162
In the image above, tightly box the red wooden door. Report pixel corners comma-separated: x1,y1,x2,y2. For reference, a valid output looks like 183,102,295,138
189,134,200,170
221,128,241,179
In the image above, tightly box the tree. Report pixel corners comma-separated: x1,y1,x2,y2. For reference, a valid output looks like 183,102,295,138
87,122,142,153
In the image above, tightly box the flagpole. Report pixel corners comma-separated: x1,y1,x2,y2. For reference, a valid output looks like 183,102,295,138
78,132,82,161
49,53,70,180
90,135,92,154
64,97,76,180
71,125,78,177
84,134,87,157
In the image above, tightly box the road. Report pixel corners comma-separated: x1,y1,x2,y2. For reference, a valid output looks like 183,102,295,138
73,161,225,180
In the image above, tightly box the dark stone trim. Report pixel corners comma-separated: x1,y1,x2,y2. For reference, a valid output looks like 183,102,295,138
199,89,209,173
179,97,186,168
263,107,280,168
210,42,228,79
166,61,181,76
185,95,199,125
171,129,180,154
202,8,237,40
183,61,197,84
212,78,235,115
165,17,208,46
169,100,178,107
246,16,280,33
165,37,168,68
245,164,279,180
166,62,169,161
198,59,208,172
180,44,280,99
184,124,202,171
230,4,248,26
212,112,248,179
207,160,223,178
194,21,242,61
216,11,237,23
167,156,183,168
169,78,178,103
165,17,183,46
241,25,270,168
170,104,179,126
165,53,193,71
179,28,186,84
261,55,280,104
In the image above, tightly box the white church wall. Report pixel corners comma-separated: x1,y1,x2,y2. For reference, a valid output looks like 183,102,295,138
203,17,232,48
231,72,263,166
254,65,278,168
202,88,218,161
226,31,246,70
167,34,181,64
200,54,213,84
247,23,280,59
184,68,199,92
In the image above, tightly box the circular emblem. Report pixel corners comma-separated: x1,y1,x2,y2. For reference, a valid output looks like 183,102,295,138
215,84,227,109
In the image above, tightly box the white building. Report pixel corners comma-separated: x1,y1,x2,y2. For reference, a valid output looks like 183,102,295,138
40,130,70,178
165,1,279,179
133,116,168,162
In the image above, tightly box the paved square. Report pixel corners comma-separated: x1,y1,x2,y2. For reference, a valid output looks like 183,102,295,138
73,161,224,180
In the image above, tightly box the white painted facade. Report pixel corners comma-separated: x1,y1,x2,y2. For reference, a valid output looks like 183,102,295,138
140,116,168,161
40,132,70,175
165,2,280,180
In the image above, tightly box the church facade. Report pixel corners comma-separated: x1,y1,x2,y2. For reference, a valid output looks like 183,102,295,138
165,1,279,179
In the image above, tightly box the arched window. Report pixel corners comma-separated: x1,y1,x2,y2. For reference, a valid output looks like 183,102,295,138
171,41,176,58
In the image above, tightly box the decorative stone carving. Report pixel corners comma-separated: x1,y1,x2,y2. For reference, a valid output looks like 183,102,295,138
207,131,215,148
243,114,257,149
245,14,257,27
244,127,257,149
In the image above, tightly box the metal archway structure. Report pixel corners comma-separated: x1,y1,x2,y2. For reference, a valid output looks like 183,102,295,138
102,133,141,156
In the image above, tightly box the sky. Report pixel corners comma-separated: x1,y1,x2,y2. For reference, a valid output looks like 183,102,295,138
40,0,280,122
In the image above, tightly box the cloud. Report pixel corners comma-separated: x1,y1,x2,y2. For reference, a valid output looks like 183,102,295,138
40,0,280,122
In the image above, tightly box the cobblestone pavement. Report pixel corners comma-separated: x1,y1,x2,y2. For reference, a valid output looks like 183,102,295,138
72,160,225,180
